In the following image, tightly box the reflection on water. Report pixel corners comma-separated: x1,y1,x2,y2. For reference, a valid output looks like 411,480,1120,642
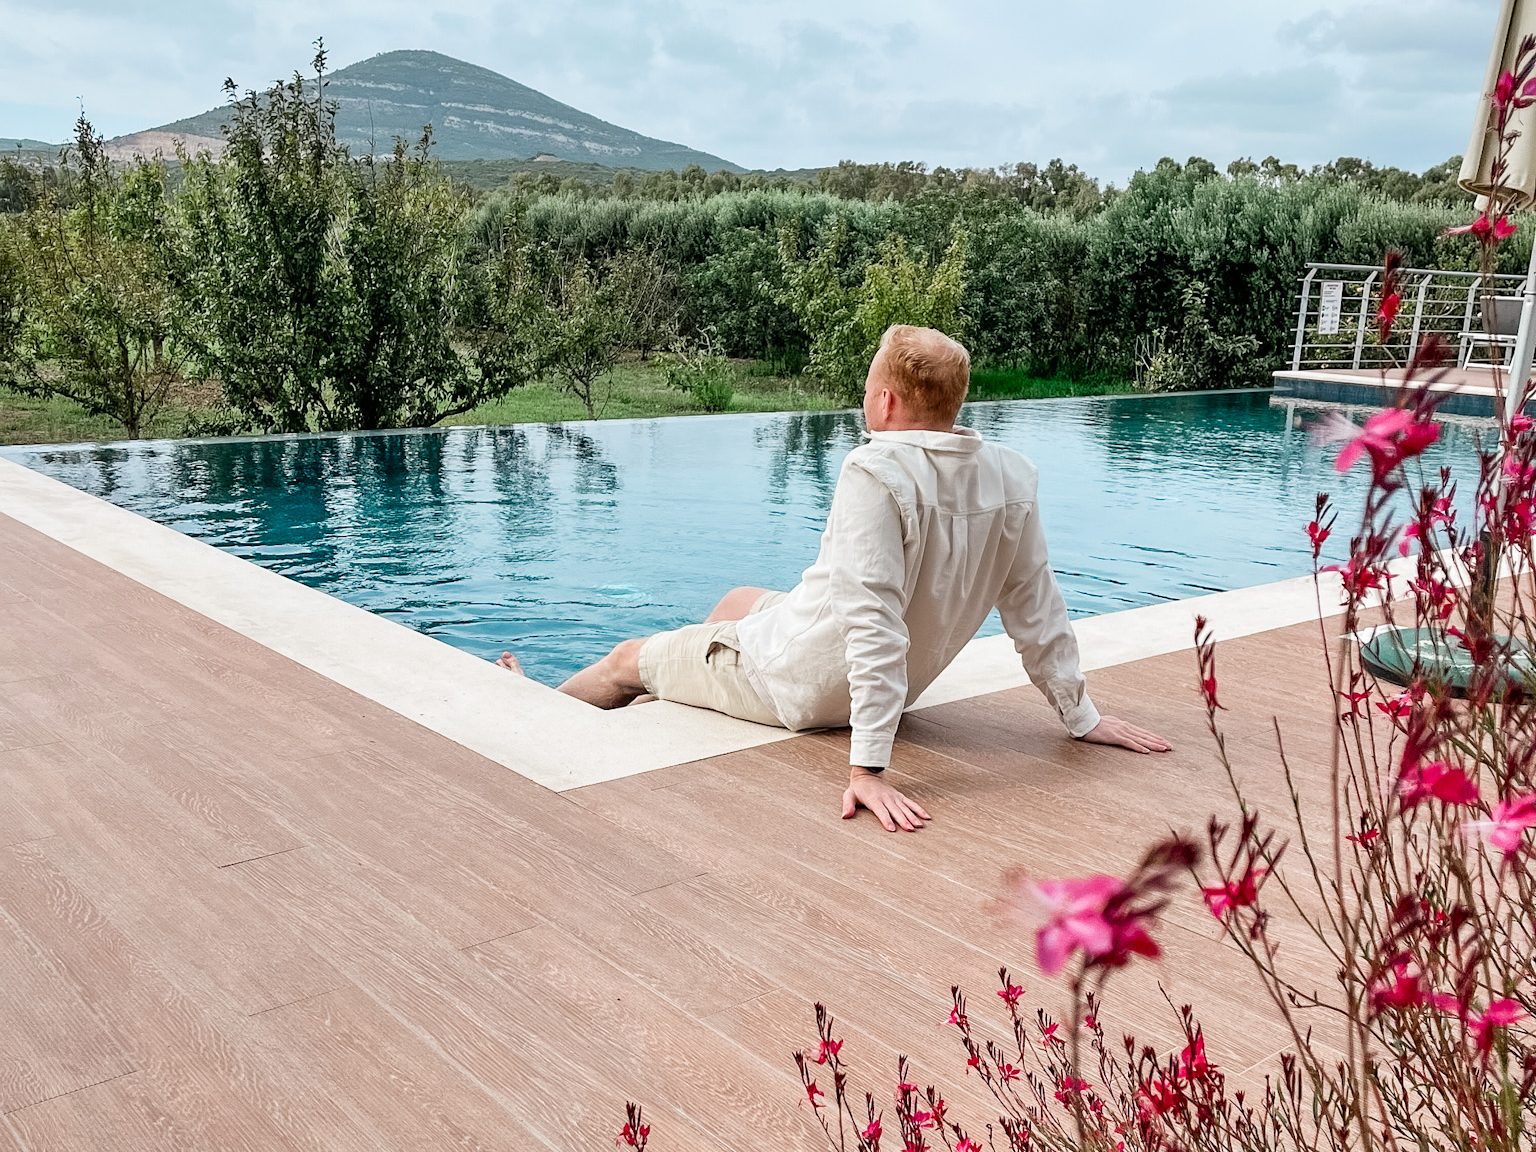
2,392,1491,685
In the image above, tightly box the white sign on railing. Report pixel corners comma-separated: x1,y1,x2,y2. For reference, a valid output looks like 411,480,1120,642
1318,280,1344,335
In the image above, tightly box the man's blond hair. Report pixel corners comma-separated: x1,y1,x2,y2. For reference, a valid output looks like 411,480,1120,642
877,325,970,422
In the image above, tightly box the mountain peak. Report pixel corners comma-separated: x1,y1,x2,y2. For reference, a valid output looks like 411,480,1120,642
108,49,738,172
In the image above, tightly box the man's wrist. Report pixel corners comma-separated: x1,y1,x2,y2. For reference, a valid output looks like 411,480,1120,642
850,764,885,780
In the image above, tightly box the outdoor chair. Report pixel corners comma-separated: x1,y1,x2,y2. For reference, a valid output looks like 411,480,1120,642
1458,295,1524,370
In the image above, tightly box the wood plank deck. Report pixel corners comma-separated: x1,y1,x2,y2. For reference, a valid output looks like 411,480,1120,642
0,510,1347,1151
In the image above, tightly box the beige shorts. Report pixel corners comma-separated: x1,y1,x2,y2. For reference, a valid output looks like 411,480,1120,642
638,591,787,727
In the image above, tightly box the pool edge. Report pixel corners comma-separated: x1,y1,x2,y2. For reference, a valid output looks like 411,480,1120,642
0,455,1397,792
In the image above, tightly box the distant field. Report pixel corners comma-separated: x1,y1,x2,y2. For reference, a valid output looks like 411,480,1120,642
0,362,1137,446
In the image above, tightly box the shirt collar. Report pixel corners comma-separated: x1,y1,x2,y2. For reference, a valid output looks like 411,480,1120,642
864,426,982,453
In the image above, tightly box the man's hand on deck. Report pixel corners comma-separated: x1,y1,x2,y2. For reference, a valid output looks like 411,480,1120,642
1079,715,1172,754
842,767,930,832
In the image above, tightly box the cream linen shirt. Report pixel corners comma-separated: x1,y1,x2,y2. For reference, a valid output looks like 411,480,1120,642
732,426,1100,768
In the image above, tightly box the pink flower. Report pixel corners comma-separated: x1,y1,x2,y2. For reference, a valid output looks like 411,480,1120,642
1377,290,1402,337
1033,873,1159,976
911,1110,937,1130
805,1081,825,1110
895,1080,919,1098
1201,867,1265,919
1370,957,1425,1011
1465,794,1536,858
1324,557,1386,598
1307,518,1331,557
1497,69,1517,108
998,1062,1021,1083
618,1120,650,1148
1039,1020,1062,1046
1495,216,1518,242
1469,998,1528,1055
813,1038,842,1064
1032,875,1122,975
862,1118,883,1142
997,981,1026,1007
1175,1034,1211,1080
1333,408,1440,480
945,1005,967,1028
957,1140,983,1152
1137,1078,1179,1119
1512,413,1534,434
1377,689,1417,720
1399,760,1479,809
1448,214,1496,240
1347,826,1380,849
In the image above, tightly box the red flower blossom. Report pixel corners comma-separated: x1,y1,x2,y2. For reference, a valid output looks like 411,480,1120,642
618,1121,650,1149
1340,689,1371,717
997,981,1026,1007
1201,867,1265,919
1495,216,1518,241
956,1140,983,1152
1137,1078,1179,1118
1469,998,1528,1055
895,1080,919,1098
1370,957,1425,1012
1325,557,1387,598
1497,68,1518,108
945,1005,967,1028
813,1038,842,1064
1448,214,1496,240
862,1118,883,1142
1039,1020,1062,1046
1399,759,1479,809
806,1081,825,1110
1347,826,1381,848
1307,518,1331,556
911,1110,937,1130
999,1062,1021,1083
1377,290,1402,338
1032,875,1162,975
1513,413,1534,433
1176,1034,1211,1080
1333,408,1440,479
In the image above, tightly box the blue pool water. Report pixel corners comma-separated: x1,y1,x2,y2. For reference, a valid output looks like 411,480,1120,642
2,391,1491,685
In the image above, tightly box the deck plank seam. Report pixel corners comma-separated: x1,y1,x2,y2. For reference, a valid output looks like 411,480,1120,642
0,1067,142,1116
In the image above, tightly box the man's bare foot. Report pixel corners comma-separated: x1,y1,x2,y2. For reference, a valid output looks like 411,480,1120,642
497,651,524,674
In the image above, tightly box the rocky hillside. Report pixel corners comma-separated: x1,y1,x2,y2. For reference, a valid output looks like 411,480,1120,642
106,49,738,171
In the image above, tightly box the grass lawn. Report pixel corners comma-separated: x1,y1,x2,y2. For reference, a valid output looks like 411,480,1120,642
0,362,1139,446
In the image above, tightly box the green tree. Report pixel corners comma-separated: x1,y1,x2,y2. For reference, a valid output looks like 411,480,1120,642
521,245,674,419
177,44,530,433
780,217,969,402
3,116,190,437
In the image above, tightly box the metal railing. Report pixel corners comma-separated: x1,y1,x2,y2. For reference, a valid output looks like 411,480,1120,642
1290,263,1527,372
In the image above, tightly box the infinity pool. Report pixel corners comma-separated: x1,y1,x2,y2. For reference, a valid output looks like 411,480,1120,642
2,391,1489,685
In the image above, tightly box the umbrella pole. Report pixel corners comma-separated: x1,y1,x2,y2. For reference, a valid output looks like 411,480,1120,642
1503,235,1536,425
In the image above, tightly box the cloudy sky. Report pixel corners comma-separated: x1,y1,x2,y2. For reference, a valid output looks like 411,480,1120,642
0,0,1504,179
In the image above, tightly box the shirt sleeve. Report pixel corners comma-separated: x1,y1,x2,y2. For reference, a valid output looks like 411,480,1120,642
826,459,911,769
996,500,1101,738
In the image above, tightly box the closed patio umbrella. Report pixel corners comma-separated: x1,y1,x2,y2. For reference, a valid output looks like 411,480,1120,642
1461,0,1536,423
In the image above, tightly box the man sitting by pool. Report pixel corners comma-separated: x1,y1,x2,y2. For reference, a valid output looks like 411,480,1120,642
500,325,1170,830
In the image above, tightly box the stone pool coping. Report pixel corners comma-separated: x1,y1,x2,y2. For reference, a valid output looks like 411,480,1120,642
0,454,1410,792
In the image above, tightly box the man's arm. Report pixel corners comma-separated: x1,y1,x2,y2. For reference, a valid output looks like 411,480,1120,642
825,460,911,770
996,502,1101,736
997,502,1171,755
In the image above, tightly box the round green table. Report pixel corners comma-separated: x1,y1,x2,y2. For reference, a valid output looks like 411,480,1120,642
1359,626,1534,698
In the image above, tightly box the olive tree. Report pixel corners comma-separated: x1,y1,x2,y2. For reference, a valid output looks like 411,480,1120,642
3,116,190,438
177,45,532,433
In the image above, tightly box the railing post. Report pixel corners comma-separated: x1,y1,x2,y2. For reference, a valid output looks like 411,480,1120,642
1460,277,1481,368
1352,271,1378,371
1407,272,1432,358
1292,266,1318,371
